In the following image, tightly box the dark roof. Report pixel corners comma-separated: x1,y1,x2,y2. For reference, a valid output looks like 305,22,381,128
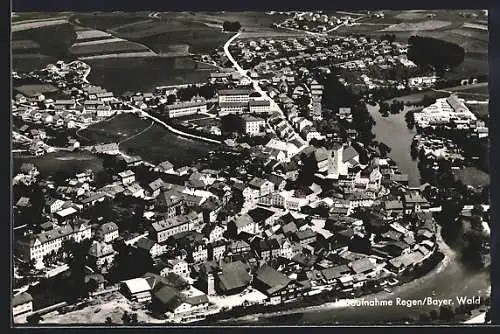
254,264,291,294
320,265,350,280
218,89,252,96
136,237,156,251
342,146,359,163
350,257,375,274
218,261,252,292
247,207,275,223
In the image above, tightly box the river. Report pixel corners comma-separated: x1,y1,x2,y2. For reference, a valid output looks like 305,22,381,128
367,103,421,187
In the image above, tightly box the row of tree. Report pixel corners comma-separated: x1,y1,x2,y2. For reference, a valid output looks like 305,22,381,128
222,21,242,32
407,36,465,72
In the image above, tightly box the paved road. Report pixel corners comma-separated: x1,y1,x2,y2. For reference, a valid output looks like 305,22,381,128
122,103,222,144
223,33,307,147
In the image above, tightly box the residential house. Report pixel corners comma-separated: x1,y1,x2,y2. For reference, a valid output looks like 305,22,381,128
160,259,190,278
96,222,120,243
87,241,116,273
136,237,165,258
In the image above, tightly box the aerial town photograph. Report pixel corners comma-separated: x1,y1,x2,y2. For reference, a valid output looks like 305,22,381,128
10,9,492,326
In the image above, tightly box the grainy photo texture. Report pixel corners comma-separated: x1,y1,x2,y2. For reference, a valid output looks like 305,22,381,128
11,10,491,326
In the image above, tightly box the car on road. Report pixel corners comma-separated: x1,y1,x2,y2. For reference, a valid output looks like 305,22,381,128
383,287,392,293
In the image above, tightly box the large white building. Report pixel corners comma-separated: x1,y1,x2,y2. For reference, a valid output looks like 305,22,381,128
219,102,248,115
166,101,207,118
218,89,252,103
413,94,477,128
16,221,92,265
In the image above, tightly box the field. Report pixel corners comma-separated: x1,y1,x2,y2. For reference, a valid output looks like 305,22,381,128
13,151,104,177
11,18,69,32
77,113,152,144
69,40,151,56
76,113,216,165
385,90,449,105
466,103,489,120
85,57,216,95
12,54,57,73
119,123,217,165
11,40,40,52
381,20,452,32
450,83,489,101
14,83,59,97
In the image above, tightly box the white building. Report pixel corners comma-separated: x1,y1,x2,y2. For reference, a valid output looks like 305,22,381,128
249,99,271,113
219,102,247,115
15,221,92,265
241,115,266,135
218,89,252,103
166,101,207,118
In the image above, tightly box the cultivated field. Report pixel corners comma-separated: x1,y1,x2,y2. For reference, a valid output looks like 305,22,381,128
381,20,452,32
11,18,69,32
77,113,152,144
13,152,104,176
14,83,59,97
69,40,152,56
11,40,40,52
119,123,217,165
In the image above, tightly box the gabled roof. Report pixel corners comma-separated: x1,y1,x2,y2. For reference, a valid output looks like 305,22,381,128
218,261,252,292
254,264,291,295
136,237,157,251
247,207,275,223
349,257,375,274
342,146,359,163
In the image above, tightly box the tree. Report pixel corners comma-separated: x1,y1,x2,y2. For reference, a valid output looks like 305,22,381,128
439,305,455,322
26,313,42,325
429,309,438,321
130,313,138,324
86,278,99,295
378,142,392,158
223,21,242,32
122,311,131,324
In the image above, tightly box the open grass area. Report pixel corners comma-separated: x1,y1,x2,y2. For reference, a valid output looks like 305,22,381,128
73,12,151,31
11,40,40,52
381,20,452,32
119,123,217,165
13,151,104,177
77,113,152,144
466,103,489,120
14,83,59,97
69,40,150,56
11,23,77,60
385,90,449,105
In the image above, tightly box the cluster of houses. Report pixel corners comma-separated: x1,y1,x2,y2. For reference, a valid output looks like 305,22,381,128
411,134,466,168
280,12,357,33
13,120,439,321
11,61,126,153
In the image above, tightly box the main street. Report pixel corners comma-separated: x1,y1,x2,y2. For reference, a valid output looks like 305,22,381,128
223,33,307,147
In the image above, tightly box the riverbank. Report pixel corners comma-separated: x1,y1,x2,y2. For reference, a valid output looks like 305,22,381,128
367,103,422,186
212,224,489,324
